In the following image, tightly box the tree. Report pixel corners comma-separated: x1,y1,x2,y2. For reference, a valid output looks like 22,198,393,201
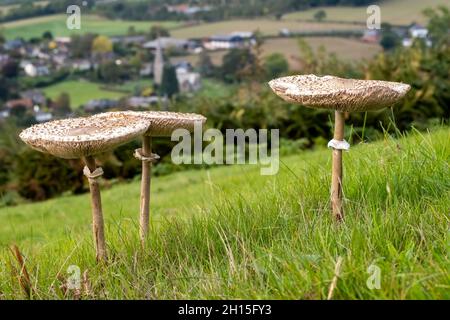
264,53,289,79
70,34,96,58
159,64,179,97
148,25,170,40
98,61,123,83
2,60,19,78
222,48,256,83
197,50,215,77
423,6,450,47
314,10,327,22
42,31,53,41
52,92,71,117
380,23,401,51
92,35,113,55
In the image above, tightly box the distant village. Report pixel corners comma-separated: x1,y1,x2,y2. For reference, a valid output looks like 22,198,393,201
0,13,431,124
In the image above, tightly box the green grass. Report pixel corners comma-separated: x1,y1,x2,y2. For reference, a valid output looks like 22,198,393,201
284,0,449,25
0,127,449,299
42,80,127,108
1,14,181,40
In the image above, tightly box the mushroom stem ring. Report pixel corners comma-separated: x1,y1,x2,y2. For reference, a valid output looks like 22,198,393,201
83,166,105,181
134,148,160,163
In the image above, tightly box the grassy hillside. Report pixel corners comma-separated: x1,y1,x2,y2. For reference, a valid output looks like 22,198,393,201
284,0,449,25
0,14,181,39
0,127,448,299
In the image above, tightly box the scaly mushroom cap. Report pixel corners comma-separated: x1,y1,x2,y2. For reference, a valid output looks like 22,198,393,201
96,111,207,137
19,113,149,159
269,75,411,112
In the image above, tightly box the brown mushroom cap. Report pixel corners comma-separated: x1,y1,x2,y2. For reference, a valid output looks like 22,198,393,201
95,111,207,137
19,112,149,159
269,74,411,112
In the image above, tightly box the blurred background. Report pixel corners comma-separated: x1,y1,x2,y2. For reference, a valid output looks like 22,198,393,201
0,0,448,206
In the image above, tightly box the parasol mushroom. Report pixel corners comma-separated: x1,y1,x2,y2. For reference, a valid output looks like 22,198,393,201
95,111,207,245
269,74,410,221
19,113,149,261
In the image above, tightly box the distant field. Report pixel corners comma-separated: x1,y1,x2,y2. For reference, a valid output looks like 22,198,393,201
171,19,362,38
1,14,181,39
172,37,381,70
0,1,48,15
283,0,449,25
42,80,129,108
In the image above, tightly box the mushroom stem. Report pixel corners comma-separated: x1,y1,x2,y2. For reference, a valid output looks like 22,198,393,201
331,111,345,221
83,156,108,262
139,136,152,245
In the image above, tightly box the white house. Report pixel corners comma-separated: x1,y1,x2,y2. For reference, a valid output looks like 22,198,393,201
204,32,254,50
176,68,201,93
409,23,428,38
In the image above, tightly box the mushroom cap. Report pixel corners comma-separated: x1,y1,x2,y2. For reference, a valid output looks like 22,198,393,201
269,74,411,112
19,113,149,159
96,111,207,137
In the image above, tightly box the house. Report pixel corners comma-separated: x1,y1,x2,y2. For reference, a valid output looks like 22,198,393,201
402,23,431,47
111,35,147,45
22,62,50,77
3,39,25,51
0,110,10,120
71,59,93,71
166,4,212,15
143,37,192,51
84,99,118,113
176,68,201,93
127,96,159,108
361,30,381,43
203,32,254,50
409,23,428,38
34,111,53,122
139,63,153,77
20,90,46,106
5,98,34,110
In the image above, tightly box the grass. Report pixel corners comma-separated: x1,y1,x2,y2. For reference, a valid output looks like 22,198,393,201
0,126,448,299
171,19,362,38
41,79,128,108
0,14,181,40
283,0,449,25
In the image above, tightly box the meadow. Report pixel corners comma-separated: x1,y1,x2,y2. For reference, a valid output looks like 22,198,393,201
42,79,130,108
0,126,448,299
283,0,449,25
0,14,181,39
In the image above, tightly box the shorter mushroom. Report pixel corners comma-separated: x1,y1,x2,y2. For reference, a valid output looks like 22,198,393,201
19,113,149,261
96,111,206,244
269,75,410,221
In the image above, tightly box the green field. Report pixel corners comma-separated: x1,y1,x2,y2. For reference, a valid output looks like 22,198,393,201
0,14,181,39
42,80,129,108
284,0,449,25
0,127,448,299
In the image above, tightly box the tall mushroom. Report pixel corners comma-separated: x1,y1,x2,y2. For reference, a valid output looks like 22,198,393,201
95,111,206,245
269,75,410,221
19,113,149,261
